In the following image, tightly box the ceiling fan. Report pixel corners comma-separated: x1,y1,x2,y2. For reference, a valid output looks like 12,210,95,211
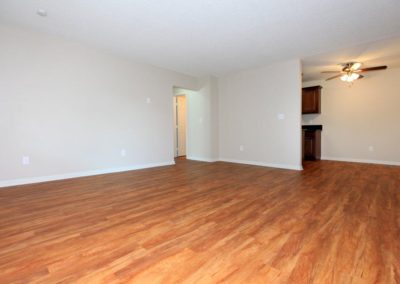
322,62,387,82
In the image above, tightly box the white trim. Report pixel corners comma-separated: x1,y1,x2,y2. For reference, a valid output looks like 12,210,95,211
219,158,303,171
186,156,218,162
0,161,175,188
321,157,400,166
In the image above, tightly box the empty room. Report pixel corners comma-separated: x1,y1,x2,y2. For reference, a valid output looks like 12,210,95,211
1,1,400,283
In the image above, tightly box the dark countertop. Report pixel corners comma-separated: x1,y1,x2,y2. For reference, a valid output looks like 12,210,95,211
302,125,323,131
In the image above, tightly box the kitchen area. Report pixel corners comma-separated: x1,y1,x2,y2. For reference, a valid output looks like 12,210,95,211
302,86,322,161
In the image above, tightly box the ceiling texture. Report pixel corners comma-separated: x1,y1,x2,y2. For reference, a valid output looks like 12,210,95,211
1,0,400,78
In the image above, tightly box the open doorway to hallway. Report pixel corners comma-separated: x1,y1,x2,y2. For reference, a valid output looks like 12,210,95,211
173,85,217,162
173,95,186,157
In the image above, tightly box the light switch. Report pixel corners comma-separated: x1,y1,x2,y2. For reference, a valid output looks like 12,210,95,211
277,113,285,120
22,156,30,165
146,97,151,104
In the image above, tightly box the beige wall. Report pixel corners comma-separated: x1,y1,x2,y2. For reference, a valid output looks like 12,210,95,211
0,24,197,186
303,67,400,165
219,60,303,170
0,24,305,187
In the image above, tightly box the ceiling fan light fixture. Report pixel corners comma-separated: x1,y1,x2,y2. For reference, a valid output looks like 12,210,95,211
323,63,387,82
340,72,360,82
340,74,349,81
350,73,360,81
351,62,362,70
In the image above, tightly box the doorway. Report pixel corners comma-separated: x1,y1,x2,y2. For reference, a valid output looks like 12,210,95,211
173,95,186,157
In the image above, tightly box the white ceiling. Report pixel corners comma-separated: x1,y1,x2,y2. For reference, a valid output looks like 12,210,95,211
1,0,400,77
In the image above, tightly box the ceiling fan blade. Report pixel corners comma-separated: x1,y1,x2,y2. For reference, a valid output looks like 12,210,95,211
321,71,341,73
356,66,387,72
325,74,342,81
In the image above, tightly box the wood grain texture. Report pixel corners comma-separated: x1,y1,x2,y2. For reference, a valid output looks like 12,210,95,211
0,158,399,283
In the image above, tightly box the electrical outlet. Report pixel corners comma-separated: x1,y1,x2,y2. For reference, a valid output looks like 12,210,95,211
120,149,126,157
239,145,244,152
22,156,30,165
368,146,374,152
277,113,285,120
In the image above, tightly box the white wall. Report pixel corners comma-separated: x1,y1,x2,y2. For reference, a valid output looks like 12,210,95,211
174,76,219,162
219,60,303,170
0,24,305,188
303,67,400,165
0,24,197,186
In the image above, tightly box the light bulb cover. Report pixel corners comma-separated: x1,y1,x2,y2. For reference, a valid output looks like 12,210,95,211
341,74,349,81
341,72,359,82
349,73,360,81
351,62,362,70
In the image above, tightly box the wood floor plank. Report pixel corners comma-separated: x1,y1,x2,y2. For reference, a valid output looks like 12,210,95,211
0,158,399,283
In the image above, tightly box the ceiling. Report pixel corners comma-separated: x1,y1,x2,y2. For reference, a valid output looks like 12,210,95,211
302,37,400,81
1,0,400,77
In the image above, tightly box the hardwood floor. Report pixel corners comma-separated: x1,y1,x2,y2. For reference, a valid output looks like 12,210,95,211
0,159,399,283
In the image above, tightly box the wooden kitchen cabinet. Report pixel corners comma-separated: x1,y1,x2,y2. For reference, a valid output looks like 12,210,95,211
302,86,322,114
302,129,321,160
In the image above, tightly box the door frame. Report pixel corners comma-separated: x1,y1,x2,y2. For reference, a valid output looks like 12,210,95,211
173,94,188,158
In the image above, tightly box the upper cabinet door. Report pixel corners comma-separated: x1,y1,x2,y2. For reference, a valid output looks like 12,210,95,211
302,86,322,114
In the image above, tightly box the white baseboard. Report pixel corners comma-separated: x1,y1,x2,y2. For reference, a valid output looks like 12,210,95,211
219,158,303,171
13,157,397,188
321,157,400,166
186,156,219,162
0,161,175,188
